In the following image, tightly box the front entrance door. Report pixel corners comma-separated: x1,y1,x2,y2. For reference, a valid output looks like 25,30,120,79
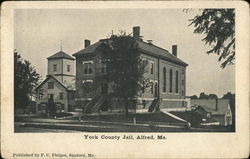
48,94,56,116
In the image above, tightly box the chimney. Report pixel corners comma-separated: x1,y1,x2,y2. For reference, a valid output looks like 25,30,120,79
133,26,140,41
84,39,90,48
172,45,177,56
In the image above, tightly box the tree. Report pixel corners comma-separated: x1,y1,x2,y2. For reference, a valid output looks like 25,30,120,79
222,92,235,99
189,9,235,68
208,93,218,99
199,92,209,99
198,92,218,99
190,95,198,99
97,32,149,115
14,50,40,113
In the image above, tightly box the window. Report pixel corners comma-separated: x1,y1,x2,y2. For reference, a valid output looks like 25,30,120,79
67,65,70,72
182,90,184,96
49,94,54,102
182,79,184,86
142,59,148,72
182,68,185,75
169,69,172,93
59,92,63,99
38,94,43,100
38,104,42,111
53,64,57,72
83,62,93,74
150,62,154,74
101,66,105,73
84,64,88,74
151,82,154,94
163,67,166,92
88,67,92,74
101,62,106,73
175,70,179,93
48,82,54,89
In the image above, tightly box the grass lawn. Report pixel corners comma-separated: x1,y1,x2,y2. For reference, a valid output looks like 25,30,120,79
14,111,234,132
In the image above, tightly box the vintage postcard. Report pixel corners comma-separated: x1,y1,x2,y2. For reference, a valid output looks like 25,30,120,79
1,1,249,158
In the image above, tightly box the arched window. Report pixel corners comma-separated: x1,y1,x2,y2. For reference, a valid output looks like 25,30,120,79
169,69,172,93
175,70,179,93
150,62,154,74
163,67,166,92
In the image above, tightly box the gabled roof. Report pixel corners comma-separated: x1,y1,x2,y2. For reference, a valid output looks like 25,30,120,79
72,39,188,66
137,40,188,66
73,41,102,56
47,51,75,60
35,75,75,92
191,99,231,115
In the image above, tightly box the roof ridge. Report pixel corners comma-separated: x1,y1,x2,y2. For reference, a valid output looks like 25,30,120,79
139,40,171,54
72,38,188,66
35,75,68,91
47,50,75,60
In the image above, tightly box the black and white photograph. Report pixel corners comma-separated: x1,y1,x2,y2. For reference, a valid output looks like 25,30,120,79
13,8,236,133
1,1,249,159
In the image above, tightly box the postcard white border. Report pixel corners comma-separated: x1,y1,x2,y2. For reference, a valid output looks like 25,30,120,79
1,1,249,158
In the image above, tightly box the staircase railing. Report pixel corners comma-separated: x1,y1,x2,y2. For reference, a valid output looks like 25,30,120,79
84,94,101,114
84,94,107,114
148,99,159,112
91,95,106,113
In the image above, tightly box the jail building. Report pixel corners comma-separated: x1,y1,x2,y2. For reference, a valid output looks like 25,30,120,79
73,26,188,113
36,50,76,113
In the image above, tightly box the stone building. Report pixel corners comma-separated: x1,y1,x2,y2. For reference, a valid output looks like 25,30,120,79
36,50,75,114
73,26,188,113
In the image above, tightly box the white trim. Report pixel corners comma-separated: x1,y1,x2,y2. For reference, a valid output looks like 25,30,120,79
82,80,93,83
83,60,93,64
149,79,157,83
75,98,92,100
137,98,155,101
201,122,220,126
162,98,186,102
161,108,191,112
149,60,154,64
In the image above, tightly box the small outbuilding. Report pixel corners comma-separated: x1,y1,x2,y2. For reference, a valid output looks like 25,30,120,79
36,50,75,114
191,99,232,126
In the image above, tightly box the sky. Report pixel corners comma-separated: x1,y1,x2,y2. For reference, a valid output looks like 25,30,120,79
14,9,235,97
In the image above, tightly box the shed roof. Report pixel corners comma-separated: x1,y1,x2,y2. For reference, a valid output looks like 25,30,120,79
72,39,188,66
48,51,75,60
